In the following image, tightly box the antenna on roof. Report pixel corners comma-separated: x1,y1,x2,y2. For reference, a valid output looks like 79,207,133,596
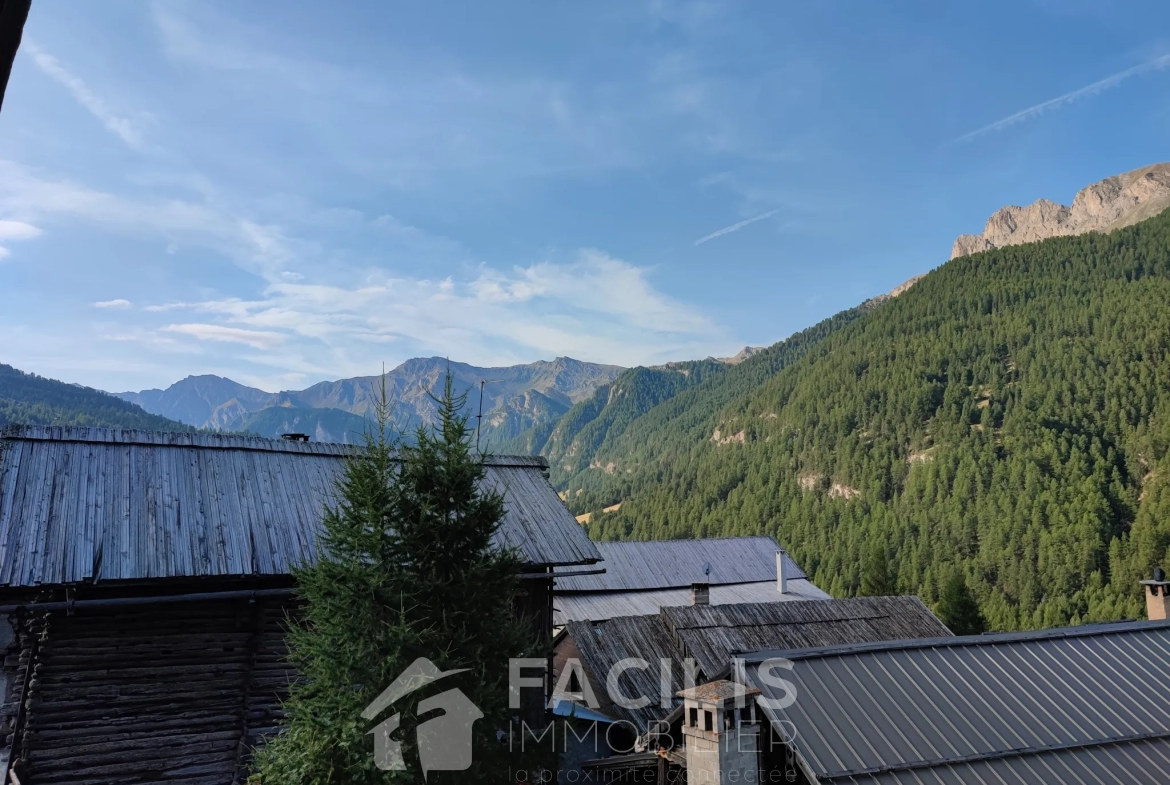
475,379,503,454
703,561,711,577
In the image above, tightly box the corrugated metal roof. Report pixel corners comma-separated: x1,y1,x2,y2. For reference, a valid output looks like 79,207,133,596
0,426,600,586
554,579,830,625
555,536,806,592
744,620,1170,784
561,597,950,730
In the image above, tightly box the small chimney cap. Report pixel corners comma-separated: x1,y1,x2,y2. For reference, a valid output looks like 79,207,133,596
1156,567,1167,583
281,433,310,442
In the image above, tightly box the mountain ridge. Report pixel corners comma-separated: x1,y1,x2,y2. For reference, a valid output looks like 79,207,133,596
116,356,623,445
1,363,191,432
952,162,1170,259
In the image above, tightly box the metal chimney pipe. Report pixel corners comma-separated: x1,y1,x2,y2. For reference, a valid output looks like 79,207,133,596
776,550,788,595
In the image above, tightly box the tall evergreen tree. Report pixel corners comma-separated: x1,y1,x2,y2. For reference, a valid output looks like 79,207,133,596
254,375,542,783
937,572,988,636
859,542,894,596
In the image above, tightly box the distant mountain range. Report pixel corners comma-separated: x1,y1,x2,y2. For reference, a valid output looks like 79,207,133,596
116,357,624,445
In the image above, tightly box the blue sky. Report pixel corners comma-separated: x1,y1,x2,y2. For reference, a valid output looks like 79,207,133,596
2,1,1170,392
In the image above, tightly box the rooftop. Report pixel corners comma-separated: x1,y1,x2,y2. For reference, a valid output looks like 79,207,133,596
554,579,831,625
676,680,758,703
560,596,950,729
555,536,806,592
0,426,600,588
553,535,829,623
743,619,1170,784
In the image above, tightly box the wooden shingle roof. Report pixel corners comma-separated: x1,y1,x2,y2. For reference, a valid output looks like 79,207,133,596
561,596,951,728
0,426,600,587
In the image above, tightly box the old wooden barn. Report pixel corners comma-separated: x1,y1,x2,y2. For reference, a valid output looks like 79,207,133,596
0,426,601,784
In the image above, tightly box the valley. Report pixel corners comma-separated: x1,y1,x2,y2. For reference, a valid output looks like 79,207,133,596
6,163,1170,633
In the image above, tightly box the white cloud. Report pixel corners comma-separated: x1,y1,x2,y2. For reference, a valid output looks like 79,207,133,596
0,161,293,275
694,209,779,245
146,250,723,370
93,299,132,309
0,219,42,260
0,220,42,240
164,323,286,349
951,53,1170,144
23,42,147,150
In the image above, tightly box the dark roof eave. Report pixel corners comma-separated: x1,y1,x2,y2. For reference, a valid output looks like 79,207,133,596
814,728,1170,782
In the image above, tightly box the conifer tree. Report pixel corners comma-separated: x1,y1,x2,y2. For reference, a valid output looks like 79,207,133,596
937,572,988,636
859,542,894,596
254,374,541,784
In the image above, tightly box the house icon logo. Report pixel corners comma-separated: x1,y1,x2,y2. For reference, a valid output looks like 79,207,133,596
362,657,485,778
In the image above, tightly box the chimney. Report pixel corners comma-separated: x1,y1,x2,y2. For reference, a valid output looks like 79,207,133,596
776,550,788,595
281,433,310,443
691,581,710,606
1141,568,1170,621
678,681,761,785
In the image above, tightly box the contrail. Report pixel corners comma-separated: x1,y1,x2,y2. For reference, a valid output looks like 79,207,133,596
694,209,780,246
23,41,145,150
950,53,1170,145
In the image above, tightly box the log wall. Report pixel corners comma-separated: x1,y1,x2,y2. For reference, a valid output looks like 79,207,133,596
2,598,296,785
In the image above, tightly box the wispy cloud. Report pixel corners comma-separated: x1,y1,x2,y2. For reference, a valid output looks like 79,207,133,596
0,161,293,275
693,208,779,245
93,299,132,309
0,219,42,260
164,324,286,349
0,220,42,240
951,53,1170,144
23,41,146,150
147,250,722,374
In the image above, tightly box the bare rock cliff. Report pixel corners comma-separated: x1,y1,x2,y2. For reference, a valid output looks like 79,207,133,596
951,163,1170,259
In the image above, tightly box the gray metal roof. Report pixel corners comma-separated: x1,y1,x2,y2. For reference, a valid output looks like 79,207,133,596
743,620,1170,784
555,536,806,592
554,579,830,625
0,426,601,587
561,597,950,730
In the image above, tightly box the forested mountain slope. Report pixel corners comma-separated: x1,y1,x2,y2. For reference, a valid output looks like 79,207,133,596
501,360,728,483
586,208,1170,631
0,363,191,431
557,302,878,510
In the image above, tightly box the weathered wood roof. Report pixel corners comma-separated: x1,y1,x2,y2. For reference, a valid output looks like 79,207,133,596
658,595,952,676
561,596,951,728
555,536,806,592
0,426,600,587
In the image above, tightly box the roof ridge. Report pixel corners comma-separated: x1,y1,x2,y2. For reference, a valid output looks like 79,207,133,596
740,618,1170,663
0,426,548,467
597,535,780,545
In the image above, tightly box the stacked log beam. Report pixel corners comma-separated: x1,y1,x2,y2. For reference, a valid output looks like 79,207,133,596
2,598,299,785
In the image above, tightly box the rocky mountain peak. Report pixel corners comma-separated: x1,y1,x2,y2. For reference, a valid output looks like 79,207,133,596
951,163,1170,259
